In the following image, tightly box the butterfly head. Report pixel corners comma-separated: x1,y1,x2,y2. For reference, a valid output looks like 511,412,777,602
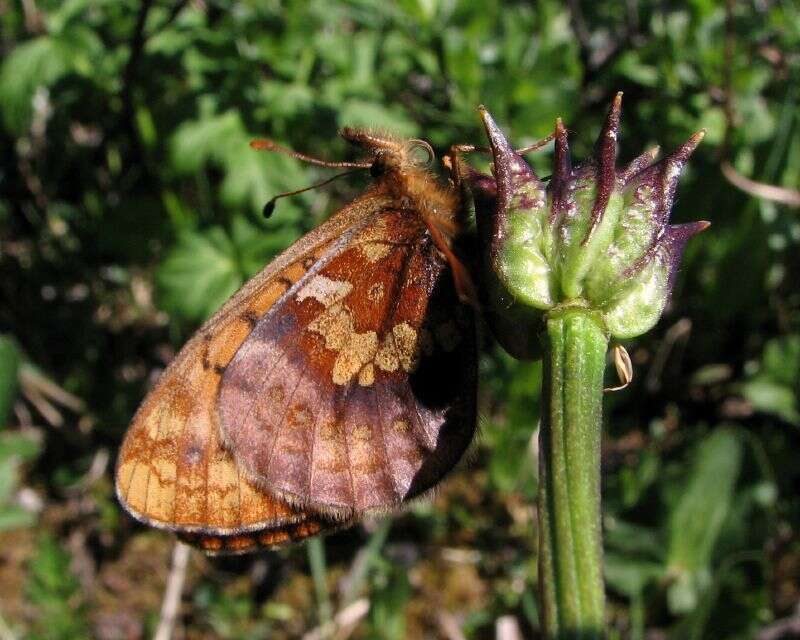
339,128,477,306
340,128,435,178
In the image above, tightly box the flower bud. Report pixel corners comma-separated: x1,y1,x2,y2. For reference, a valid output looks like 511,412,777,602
469,94,708,348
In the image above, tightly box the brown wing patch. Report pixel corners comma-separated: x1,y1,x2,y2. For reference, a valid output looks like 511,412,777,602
219,209,477,518
116,193,384,539
178,519,336,555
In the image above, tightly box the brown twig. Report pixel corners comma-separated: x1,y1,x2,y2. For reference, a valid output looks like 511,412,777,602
19,366,85,413
757,603,800,640
20,0,44,33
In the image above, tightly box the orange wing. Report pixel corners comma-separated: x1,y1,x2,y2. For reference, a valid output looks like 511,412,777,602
115,193,390,549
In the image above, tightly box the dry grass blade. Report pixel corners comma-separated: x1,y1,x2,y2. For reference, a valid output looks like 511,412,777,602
721,161,800,208
302,598,370,640
436,611,467,640
0,611,18,640
153,542,190,640
495,615,523,640
19,366,85,413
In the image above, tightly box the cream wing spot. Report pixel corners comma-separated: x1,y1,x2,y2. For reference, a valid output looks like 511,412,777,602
392,419,411,433
358,363,375,386
392,322,420,372
360,242,392,262
352,425,372,442
332,331,378,385
319,419,343,443
375,334,400,373
297,275,353,306
308,304,354,352
357,217,392,263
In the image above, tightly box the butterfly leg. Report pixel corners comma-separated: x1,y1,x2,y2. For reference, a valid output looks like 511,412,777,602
425,217,480,309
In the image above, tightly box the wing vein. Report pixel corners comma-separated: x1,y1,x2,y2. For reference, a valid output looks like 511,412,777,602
264,365,308,480
373,385,399,500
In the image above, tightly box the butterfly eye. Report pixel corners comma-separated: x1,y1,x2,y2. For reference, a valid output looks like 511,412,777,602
408,139,435,166
370,156,386,178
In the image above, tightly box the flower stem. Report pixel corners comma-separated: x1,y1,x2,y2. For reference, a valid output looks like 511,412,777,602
538,307,608,638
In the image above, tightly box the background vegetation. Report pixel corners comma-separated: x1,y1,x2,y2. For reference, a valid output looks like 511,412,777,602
1,1,799,638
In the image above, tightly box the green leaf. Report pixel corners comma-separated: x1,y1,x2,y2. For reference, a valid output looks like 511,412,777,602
482,354,542,494
0,335,21,427
0,432,41,464
0,37,71,134
741,379,800,426
741,335,800,425
0,432,42,532
604,518,664,560
613,51,660,87
666,429,743,614
0,506,36,532
155,215,298,323
337,99,419,138
760,335,800,388
156,227,242,322
0,456,17,505
605,552,664,598
26,535,89,639
170,109,243,174
230,215,298,279
369,561,411,640
171,108,309,213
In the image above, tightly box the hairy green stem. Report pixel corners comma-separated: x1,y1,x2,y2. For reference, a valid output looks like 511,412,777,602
538,307,608,638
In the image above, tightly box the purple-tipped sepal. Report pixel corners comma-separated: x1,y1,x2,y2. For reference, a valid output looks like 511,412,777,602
465,96,708,341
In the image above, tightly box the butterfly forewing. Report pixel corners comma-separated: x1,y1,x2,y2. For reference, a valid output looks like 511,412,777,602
115,197,382,543
218,208,477,517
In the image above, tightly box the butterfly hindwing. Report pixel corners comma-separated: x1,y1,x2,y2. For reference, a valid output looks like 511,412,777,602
178,519,332,555
218,207,477,518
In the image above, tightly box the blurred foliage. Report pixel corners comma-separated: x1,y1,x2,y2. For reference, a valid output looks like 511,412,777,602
1,1,799,638
25,535,91,639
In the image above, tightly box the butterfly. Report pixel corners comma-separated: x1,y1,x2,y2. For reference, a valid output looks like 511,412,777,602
115,128,479,554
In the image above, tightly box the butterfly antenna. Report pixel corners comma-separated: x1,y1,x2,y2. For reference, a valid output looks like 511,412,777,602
251,138,374,218
250,139,372,169
447,133,555,158
515,131,556,155
262,169,364,219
